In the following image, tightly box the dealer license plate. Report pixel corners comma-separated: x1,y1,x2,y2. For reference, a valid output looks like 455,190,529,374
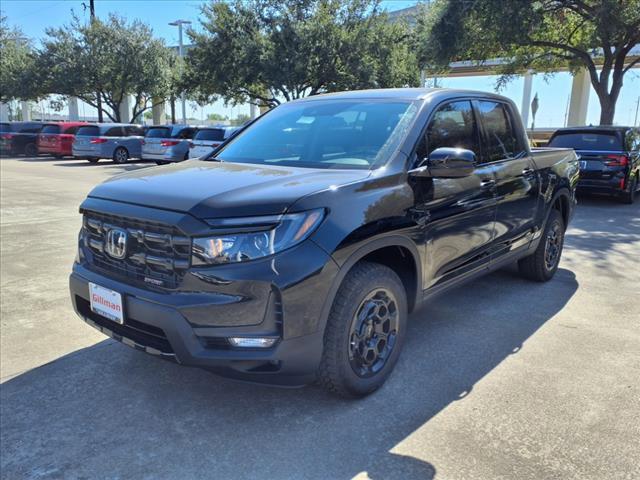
89,282,124,324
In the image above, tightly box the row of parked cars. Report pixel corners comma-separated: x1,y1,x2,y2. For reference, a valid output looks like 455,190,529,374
0,119,638,203
0,121,239,164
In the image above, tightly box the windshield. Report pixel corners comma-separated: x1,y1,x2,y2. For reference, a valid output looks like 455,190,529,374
41,125,61,134
213,100,418,169
145,127,171,138
76,126,100,136
195,128,225,141
549,132,623,151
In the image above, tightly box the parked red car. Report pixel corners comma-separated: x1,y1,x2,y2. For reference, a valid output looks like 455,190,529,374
37,122,87,158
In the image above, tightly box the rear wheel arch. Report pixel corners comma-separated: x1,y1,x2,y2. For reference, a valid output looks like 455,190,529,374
549,187,571,231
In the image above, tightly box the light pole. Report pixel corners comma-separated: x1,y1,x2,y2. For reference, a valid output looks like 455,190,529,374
169,19,191,124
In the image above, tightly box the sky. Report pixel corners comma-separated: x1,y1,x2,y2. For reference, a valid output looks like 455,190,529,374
1,0,639,126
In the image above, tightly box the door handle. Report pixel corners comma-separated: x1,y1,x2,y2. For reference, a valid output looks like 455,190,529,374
480,178,495,189
522,167,535,176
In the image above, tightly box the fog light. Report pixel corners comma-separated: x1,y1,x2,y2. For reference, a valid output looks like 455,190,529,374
228,337,278,348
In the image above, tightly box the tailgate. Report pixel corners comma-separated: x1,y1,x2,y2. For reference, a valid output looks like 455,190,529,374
576,150,627,179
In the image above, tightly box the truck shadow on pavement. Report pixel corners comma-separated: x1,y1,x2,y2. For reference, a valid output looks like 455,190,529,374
0,268,578,480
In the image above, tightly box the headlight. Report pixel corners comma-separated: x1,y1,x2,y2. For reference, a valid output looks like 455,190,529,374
192,209,325,265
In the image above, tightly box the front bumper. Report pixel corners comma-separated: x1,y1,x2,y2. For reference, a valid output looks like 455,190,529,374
69,239,337,386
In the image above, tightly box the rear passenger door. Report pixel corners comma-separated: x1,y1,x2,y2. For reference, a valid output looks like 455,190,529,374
476,100,539,254
413,100,498,289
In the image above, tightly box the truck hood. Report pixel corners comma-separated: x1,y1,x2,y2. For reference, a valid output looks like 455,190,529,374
88,160,371,218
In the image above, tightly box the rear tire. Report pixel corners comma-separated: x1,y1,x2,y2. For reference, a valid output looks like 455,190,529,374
518,209,565,282
24,143,37,156
113,147,129,164
318,262,407,398
620,176,637,204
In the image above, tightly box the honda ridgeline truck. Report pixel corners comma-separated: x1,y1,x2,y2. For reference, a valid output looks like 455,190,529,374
70,89,579,398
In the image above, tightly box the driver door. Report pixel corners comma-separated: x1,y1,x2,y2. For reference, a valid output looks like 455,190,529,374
411,100,498,290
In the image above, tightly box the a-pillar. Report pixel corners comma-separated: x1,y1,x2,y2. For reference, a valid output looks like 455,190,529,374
567,68,590,127
152,98,166,125
520,70,534,128
68,97,80,121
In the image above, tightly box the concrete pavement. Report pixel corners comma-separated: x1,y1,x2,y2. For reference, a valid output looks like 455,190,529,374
1,156,639,480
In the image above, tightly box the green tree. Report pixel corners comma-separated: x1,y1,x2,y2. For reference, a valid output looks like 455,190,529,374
0,16,40,103
229,113,251,126
183,0,419,107
417,0,640,125
39,14,172,122
207,113,228,122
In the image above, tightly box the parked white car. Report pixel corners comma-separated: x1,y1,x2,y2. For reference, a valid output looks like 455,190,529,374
188,126,239,159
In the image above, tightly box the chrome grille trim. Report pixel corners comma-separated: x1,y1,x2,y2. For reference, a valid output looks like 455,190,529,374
82,211,191,289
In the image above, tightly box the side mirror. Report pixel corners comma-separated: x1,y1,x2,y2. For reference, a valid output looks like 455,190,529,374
409,147,477,178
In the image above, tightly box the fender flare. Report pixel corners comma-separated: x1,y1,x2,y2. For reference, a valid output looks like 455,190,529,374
547,186,572,229
314,235,422,336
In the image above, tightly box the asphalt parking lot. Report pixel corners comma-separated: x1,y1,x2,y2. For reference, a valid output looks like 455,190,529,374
1,155,639,480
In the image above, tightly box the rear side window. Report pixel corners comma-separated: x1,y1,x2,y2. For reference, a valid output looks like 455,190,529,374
422,101,482,157
40,125,61,134
125,126,144,136
76,126,100,136
477,101,519,161
146,127,171,138
175,128,196,139
548,132,623,150
195,128,225,141
103,127,123,137
18,123,42,133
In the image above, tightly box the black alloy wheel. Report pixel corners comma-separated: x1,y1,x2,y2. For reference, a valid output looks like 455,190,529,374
348,289,399,378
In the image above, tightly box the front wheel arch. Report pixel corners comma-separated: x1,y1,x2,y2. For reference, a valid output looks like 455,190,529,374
316,236,422,338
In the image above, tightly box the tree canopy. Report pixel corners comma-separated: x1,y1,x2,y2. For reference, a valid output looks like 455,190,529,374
0,16,39,103
183,0,419,107
417,0,640,125
38,14,172,122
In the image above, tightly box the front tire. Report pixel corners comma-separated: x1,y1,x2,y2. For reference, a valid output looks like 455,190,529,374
318,262,407,398
518,209,565,282
113,147,129,164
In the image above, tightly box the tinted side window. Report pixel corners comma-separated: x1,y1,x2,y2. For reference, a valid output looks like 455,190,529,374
421,101,481,158
40,125,61,134
195,129,225,141
126,126,144,136
19,123,43,133
104,127,123,137
176,128,195,139
477,101,518,161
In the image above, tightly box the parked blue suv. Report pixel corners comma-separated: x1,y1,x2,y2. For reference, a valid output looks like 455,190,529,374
72,123,145,164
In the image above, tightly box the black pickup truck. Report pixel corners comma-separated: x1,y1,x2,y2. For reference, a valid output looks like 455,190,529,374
70,89,579,397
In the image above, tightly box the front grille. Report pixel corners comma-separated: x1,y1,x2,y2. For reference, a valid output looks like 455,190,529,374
76,296,174,354
82,211,190,289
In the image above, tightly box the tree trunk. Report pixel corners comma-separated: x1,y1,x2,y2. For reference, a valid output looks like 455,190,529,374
599,96,615,125
170,96,176,124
